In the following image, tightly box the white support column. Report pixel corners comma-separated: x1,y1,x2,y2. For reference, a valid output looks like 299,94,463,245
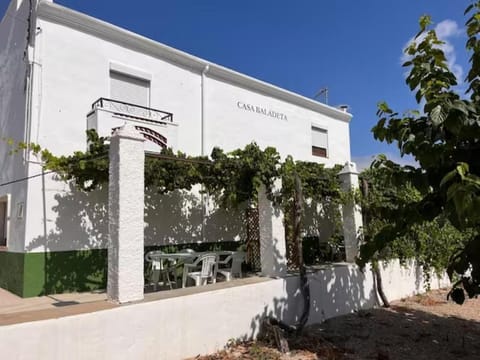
258,182,287,277
108,125,145,303
339,161,363,263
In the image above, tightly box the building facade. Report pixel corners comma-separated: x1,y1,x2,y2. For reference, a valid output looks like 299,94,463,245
0,0,353,297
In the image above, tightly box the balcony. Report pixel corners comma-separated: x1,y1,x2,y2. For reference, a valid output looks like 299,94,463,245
89,98,173,124
87,98,178,152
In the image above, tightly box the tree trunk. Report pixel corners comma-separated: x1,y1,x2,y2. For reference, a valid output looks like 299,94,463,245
360,179,390,308
373,262,390,307
294,173,310,330
262,173,310,351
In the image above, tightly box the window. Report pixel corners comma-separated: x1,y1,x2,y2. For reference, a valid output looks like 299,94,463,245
110,71,150,107
0,196,9,247
311,126,328,157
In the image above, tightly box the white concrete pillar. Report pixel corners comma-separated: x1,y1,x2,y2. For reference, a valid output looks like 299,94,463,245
339,161,363,262
258,182,287,277
108,125,145,303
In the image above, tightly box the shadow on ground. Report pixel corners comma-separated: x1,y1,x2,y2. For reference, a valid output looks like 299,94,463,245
307,304,480,360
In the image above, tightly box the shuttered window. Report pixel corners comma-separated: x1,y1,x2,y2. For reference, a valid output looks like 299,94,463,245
110,71,150,107
311,126,328,157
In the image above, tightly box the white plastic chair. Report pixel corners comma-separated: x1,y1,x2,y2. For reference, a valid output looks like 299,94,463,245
182,253,218,288
217,251,245,281
145,251,177,290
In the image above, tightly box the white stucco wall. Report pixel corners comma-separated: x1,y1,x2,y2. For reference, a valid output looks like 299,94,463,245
17,1,352,252
0,261,449,360
31,21,201,156
206,77,351,166
0,0,33,251
23,6,204,251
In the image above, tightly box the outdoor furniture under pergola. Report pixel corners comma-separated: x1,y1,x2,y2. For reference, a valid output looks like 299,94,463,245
145,250,247,290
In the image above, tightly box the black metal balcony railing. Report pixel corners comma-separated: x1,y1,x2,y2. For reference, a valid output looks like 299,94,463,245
91,98,173,124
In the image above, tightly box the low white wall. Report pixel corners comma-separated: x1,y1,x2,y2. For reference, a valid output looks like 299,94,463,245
379,259,449,300
0,261,449,360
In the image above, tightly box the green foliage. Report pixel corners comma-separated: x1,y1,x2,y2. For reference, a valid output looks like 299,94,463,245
359,167,474,279
280,157,343,202
145,144,281,208
37,132,282,208
41,129,110,191
279,157,345,261
144,149,208,194
361,2,480,302
205,144,281,207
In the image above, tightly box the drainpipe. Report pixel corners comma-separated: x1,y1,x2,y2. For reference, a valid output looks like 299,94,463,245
201,64,210,156
23,0,35,163
201,64,210,242
24,61,34,163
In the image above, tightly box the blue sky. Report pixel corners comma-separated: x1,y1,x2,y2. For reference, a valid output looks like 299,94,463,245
1,0,470,168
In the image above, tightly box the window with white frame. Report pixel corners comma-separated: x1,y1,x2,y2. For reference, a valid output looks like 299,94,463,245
110,71,150,107
311,126,328,157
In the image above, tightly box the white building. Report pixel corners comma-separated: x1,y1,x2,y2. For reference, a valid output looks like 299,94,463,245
0,0,353,297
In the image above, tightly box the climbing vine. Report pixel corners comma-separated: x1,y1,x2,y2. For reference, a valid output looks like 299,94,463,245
19,129,346,261
279,156,345,266
41,129,110,191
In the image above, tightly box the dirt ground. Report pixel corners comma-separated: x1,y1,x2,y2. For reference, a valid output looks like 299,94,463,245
191,289,480,360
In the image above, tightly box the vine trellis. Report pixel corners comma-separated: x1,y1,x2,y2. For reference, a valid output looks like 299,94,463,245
21,129,346,268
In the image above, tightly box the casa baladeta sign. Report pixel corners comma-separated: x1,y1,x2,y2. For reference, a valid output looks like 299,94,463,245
237,101,288,121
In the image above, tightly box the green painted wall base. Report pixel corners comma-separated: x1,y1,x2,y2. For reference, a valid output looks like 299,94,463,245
0,251,25,296
0,249,107,298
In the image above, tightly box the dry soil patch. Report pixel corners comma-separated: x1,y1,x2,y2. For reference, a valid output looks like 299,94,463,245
190,289,480,359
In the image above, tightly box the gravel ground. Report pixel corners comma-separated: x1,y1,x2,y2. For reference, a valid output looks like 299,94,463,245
190,289,480,360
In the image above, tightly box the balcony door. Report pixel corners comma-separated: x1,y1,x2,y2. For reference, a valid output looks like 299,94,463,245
110,71,150,107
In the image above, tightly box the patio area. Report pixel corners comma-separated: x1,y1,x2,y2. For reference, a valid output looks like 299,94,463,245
101,125,362,304
0,287,112,326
